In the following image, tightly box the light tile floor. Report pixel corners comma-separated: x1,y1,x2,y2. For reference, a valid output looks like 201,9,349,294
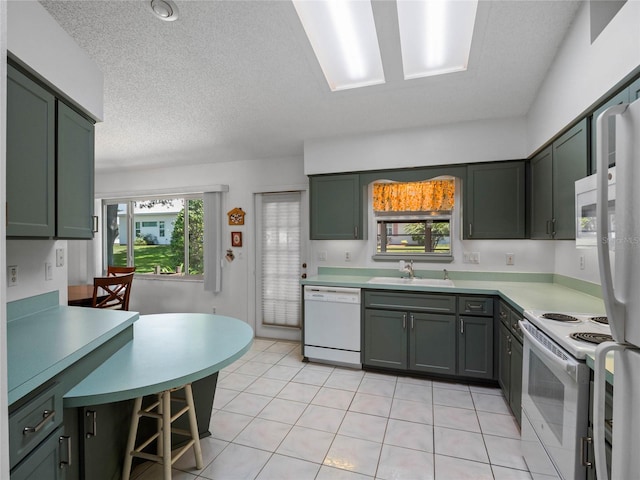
132,339,531,480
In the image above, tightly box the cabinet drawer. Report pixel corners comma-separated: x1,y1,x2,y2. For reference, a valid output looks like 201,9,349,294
9,382,63,468
510,310,524,343
498,302,510,326
364,291,456,313
458,296,493,316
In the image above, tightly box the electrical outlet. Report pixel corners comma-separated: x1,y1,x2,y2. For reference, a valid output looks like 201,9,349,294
345,251,351,262
506,253,515,266
56,248,64,267
471,252,480,264
317,251,327,262
8,265,18,287
212,306,216,314
463,252,471,264
45,262,53,281
580,255,586,270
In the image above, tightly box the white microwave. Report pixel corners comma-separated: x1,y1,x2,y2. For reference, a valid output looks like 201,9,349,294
575,166,615,248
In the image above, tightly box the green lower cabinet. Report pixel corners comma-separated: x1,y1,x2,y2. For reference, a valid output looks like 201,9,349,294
10,427,65,480
458,316,494,380
363,309,407,370
409,313,456,375
509,335,523,426
498,322,511,393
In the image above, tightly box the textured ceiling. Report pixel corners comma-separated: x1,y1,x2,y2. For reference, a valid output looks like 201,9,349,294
39,0,581,173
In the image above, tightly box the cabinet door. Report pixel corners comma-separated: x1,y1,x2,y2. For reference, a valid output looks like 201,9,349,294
498,322,511,394
6,65,56,237
529,146,553,239
409,312,456,375
590,89,630,174
11,427,64,480
363,309,407,369
510,337,523,426
552,119,588,239
57,102,95,239
458,316,494,380
464,161,525,239
310,174,362,240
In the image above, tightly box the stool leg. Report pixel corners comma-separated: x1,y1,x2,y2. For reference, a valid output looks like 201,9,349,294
162,390,172,480
157,393,164,458
184,384,204,469
122,396,143,480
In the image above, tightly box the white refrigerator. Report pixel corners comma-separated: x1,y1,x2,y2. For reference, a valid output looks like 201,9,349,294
593,97,640,480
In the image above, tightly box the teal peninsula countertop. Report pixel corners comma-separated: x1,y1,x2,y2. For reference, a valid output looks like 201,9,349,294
64,313,254,407
7,291,138,406
302,267,606,315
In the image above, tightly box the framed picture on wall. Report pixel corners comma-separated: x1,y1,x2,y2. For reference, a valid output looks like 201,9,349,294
231,231,242,247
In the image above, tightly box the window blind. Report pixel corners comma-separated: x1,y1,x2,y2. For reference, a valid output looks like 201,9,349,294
260,192,301,328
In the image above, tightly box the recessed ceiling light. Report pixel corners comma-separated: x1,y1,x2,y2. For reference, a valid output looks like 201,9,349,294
292,0,385,92
150,0,179,22
397,0,478,79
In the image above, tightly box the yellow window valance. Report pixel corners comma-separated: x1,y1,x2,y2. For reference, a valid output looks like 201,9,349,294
373,180,455,212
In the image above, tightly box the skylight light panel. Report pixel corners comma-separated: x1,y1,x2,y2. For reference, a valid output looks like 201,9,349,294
292,0,385,91
397,0,478,80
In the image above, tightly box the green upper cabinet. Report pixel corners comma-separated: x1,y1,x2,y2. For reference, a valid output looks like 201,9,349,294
464,161,525,239
552,119,588,239
6,64,95,239
590,89,630,174
530,119,588,239
7,65,56,237
309,174,362,240
57,101,95,239
530,146,553,239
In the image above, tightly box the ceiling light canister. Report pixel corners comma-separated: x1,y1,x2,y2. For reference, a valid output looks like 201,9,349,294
150,0,179,22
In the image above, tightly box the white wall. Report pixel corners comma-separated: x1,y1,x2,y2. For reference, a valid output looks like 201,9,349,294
527,0,640,153
6,240,69,304
304,116,527,175
89,156,307,326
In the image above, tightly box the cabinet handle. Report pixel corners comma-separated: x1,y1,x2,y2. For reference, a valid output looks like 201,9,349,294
580,436,593,468
546,220,551,235
460,319,464,334
354,226,358,239
507,336,512,355
468,223,472,237
499,311,508,320
59,435,72,468
466,303,484,312
92,215,99,233
23,409,55,435
551,218,556,236
86,410,97,438
410,314,414,330
402,313,407,329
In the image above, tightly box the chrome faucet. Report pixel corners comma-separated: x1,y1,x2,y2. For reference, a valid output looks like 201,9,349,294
443,269,449,280
403,260,415,279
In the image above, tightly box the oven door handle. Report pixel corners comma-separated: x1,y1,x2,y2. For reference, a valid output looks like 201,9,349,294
519,320,580,378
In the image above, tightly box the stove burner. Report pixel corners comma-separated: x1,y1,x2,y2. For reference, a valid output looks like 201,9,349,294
542,313,581,322
590,316,609,325
570,332,614,344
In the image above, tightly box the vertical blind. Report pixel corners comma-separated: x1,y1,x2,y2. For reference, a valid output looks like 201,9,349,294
261,192,301,327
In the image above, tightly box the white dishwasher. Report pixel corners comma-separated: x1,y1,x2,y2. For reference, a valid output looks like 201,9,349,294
303,286,361,368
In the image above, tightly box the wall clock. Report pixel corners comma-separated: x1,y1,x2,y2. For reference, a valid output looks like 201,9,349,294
227,207,246,225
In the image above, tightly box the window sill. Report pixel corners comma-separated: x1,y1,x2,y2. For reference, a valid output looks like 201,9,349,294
372,253,454,263
134,274,204,282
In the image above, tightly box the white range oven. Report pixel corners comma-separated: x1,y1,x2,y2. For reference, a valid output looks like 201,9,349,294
520,310,612,479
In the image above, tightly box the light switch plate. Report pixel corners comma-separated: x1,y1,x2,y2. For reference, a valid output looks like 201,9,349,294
56,248,64,267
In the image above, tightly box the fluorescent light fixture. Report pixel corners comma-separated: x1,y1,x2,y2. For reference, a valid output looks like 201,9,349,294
397,0,478,79
292,0,385,91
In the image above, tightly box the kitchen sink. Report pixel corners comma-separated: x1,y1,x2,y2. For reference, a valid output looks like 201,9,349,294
367,277,455,287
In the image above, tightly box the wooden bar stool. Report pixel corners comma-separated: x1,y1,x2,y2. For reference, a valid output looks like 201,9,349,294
122,384,203,480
